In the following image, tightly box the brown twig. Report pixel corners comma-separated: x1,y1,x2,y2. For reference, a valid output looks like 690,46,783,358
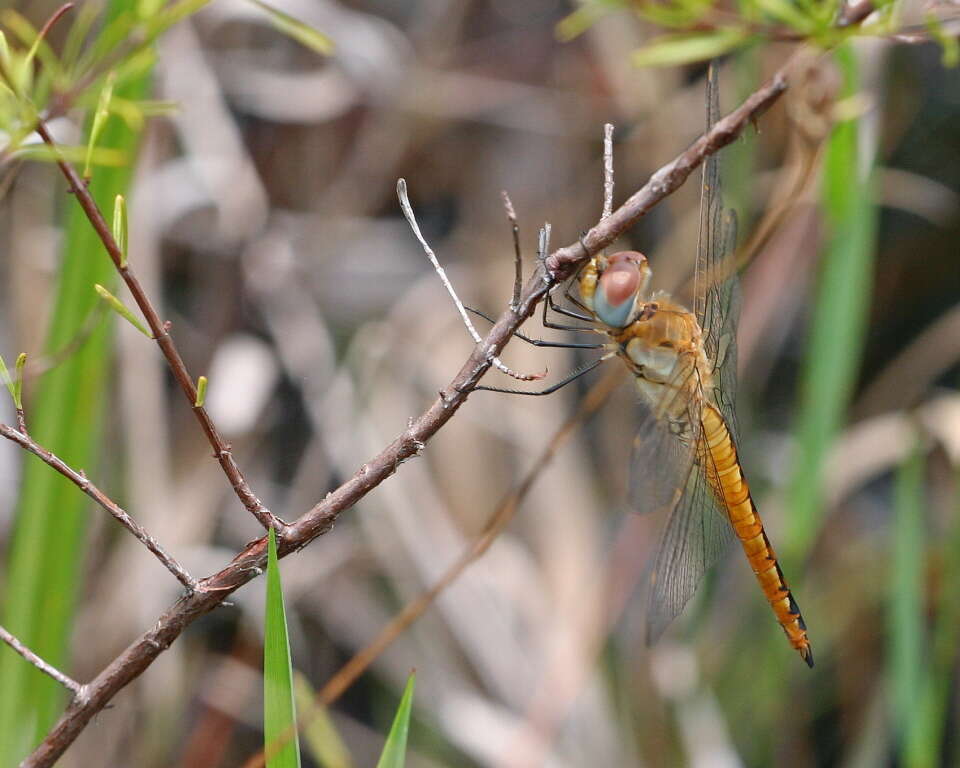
541,71,787,283
502,190,523,310
0,423,196,590
602,123,615,219
31,119,281,532
398,179,544,383
0,624,82,696
23,67,791,768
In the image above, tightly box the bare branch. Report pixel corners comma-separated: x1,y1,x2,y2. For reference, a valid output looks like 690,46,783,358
31,119,281,532
0,424,196,590
502,190,523,310
24,66,791,768
0,624,82,696
542,70,787,281
602,123,614,219
397,179,544,382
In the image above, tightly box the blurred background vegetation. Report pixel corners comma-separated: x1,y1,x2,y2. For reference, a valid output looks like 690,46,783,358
1,0,959,765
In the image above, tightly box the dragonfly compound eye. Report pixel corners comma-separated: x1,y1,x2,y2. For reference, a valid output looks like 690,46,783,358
595,251,650,328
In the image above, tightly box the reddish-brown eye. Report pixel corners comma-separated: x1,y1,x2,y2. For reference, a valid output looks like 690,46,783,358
600,263,640,306
594,251,648,328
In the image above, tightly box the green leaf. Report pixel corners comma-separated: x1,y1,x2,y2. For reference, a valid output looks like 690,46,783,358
84,71,116,180
14,143,128,167
112,194,127,268
754,0,817,32
375,673,415,768
0,30,31,97
264,526,301,768
786,43,877,563
925,13,959,68
243,0,334,55
633,0,715,29
631,27,750,67
94,284,151,338
194,375,208,408
555,0,627,42
13,353,25,411
0,10,65,88
294,673,354,768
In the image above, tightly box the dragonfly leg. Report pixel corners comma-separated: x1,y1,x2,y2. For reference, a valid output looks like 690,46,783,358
541,294,596,333
465,306,603,349
475,357,607,396
546,290,594,322
561,251,593,314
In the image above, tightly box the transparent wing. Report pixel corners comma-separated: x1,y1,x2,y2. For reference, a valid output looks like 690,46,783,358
696,63,742,444
628,396,697,517
644,63,742,644
628,349,703,516
644,430,736,645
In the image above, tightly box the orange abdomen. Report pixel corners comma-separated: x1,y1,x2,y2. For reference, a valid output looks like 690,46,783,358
702,404,814,667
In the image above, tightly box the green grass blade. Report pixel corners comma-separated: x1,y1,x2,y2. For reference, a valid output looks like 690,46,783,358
243,0,334,56
785,42,878,564
376,673,416,768
0,1,153,757
889,439,925,762
264,527,301,768
293,673,354,768
903,466,960,767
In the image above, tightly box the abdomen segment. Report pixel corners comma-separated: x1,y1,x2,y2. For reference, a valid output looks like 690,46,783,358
702,404,814,667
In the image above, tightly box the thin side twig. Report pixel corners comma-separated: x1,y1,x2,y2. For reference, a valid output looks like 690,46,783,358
25,67,791,768
0,624,82,696
542,71,787,281
0,424,196,590
31,119,280,532
397,179,545,383
602,123,614,219
537,223,552,275
502,190,523,310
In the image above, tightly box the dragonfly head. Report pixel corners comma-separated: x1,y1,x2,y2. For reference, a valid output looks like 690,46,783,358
581,250,651,329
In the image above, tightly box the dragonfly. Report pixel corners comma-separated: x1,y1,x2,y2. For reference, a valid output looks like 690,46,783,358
476,64,813,667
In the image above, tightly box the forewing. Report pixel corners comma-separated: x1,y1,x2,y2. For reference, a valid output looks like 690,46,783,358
644,432,736,645
644,64,743,644
696,63,742,444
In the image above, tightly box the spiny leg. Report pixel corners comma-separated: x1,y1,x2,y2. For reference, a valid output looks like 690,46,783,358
475,357,607,396
542,292,595,332
466,306,603,349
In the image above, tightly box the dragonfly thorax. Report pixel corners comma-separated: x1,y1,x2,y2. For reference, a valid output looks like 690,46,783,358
578,251,651,329
612,300,713,420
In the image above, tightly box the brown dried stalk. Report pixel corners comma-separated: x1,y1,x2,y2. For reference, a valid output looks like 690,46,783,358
32,120,280,531
21,69,788,767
